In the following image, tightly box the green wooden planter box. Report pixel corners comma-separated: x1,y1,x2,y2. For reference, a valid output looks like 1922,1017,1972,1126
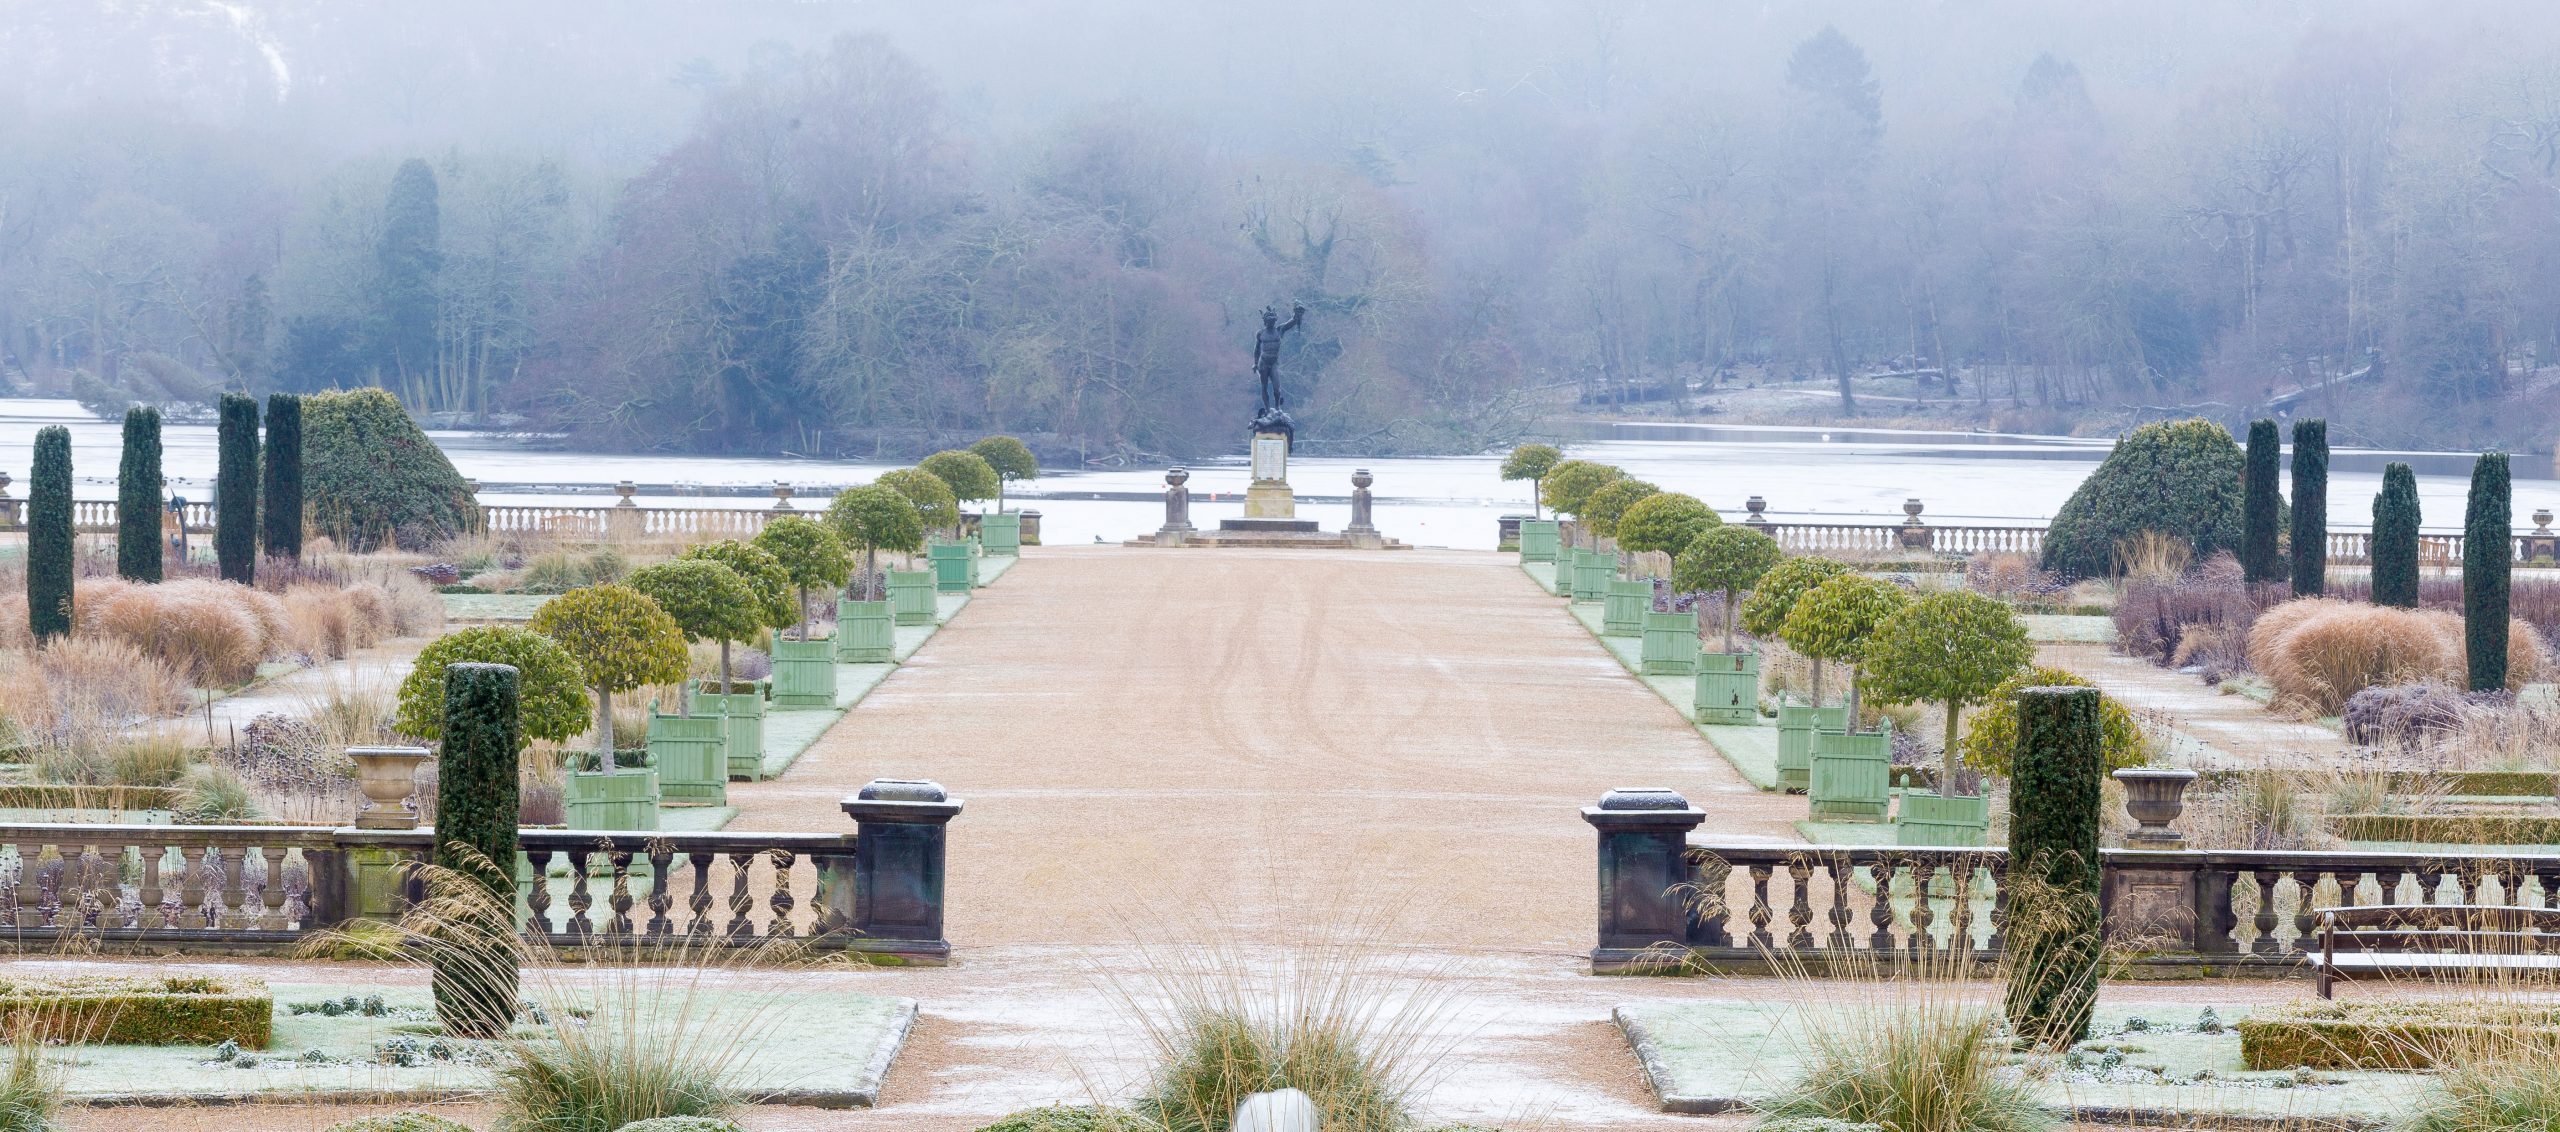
1640,609,1698,674
690,683,769,781
1519,520,1560,563
889,570,936,625
1571,551,1612,603
1808,725,1893,822
769,635,837,708
1773,700,1846,792
565,768,659,832
835,598,896,662
648,710,726,806
928,541,978,592
1548,549,1576,595
980,512,1021,556
1602,580,1651,636
1693,651,1761,724
1894,789,1990,847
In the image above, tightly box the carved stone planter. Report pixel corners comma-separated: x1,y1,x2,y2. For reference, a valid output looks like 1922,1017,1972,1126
2114,767,2199,847
349,746,430,830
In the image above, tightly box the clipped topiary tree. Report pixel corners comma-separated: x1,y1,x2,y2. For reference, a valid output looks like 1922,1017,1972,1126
825,483,926,582
2242,419,2283,583
2289,418,2328,597
1861,592,2033,794
262,392,304,559
28,426,73,642
626,559,762,699
2039,419,2244,578
216,393,260,583
1538,460,1625,519
919,450,1000,514
2003,685,2105,1050
876,468,960,538
753,516,853,636
396,626,590,748
1675,525,1784,654
2370,462,2420,609
682,538,797,662
304,388,480,551
432,660,521,1038
2466,451,2513,693
117,405,163,582
528,584,689,764
969,436,1039,512
1957,667,2145,778
1615,492,1721,557
1580,479,1660,539
1779,574,1908,723
1740,556,1851,703
1500,443,1564,519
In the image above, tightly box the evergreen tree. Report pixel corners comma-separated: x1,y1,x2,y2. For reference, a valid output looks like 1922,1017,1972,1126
432,661,522,1038
2242,419,2282,583
116,406,163,582
2466,452,2513,692
2003,685,2104,1049
262,392,303,559
216,393,260,584
2370,462,2420,609
378,159,443,391
27,427,73,642
2288,419,2328,596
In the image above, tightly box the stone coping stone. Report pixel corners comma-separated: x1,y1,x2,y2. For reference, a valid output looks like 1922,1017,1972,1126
1614,999,2417,1125
64,982,916,1109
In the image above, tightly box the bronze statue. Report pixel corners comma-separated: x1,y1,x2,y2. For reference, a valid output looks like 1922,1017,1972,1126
1252,303,1305,414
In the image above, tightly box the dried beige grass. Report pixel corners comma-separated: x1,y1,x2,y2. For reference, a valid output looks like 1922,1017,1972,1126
2249,598,2458,714
80,579,270,686
0,637,191,754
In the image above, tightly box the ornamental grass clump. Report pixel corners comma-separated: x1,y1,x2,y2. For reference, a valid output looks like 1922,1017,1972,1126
0,1027,63,1132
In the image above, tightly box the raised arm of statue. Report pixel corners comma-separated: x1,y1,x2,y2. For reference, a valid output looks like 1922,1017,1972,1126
1281,304,1305,334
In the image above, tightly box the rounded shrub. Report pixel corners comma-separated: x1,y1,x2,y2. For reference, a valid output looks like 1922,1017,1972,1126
529,584,689,760
752,516,853,634
398,627,590,747
2039,418,2244,579
826,484,925,574
1780,575,1908,718
324,1114,476,1132
1537,459,1624,518
1739,556,1851,640
1615,492,1720,556
1861,591,2033,792
969,436,1040,510
920,449,1001,506
1500,443,1563,517
304,388,480,551
1956,667,2145,777
1579,479,1660,539
680,541,795,632
1675,525,1784,653
876,468,959,534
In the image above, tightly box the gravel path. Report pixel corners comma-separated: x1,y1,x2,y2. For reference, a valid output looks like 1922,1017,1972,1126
2037,642,2344,769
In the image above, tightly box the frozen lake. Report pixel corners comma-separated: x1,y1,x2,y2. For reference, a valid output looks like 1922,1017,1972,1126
2,399,2552,551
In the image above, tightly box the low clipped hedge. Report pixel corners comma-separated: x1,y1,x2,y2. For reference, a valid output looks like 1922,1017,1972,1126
0,784,183,810
2240,1001,2560,1070
2197,768,2560,800
327,1115,477,1132
0,974,272,1047
2333,813,2560,844
614,1119,747,1132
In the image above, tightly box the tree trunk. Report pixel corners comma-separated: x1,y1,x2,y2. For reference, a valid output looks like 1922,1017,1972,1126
1810,659,1825,708
1845,666,1861,728
1722,591,1738,654
1943,699,1963,798
596,687,615,769
797,585,810,639
1532,476,1542,520
720,638,733,691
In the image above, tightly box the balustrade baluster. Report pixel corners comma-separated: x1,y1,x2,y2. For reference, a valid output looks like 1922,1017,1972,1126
687,852,716,935
646,847,675,936
14,844,44,929
1747,865,1774,950
1948,864,1976,954
1787,860,1814,950
2288,870,2325,954
1867,861,1897,951
2250,868,2282,955
768,850,798,938
525,849,555,935
216,846,248,929
565,849,595,940
1986,867,2009,952
93,845,122,928
261,849,288,930
179,846,209,929
1696,858,1732,948
1826,862,1854,950
726,852,756,939
1908,861,1938,955
139,846,164,931
606,852,635,936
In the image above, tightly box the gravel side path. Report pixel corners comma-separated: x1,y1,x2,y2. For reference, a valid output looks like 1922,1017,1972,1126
2037,642,2343,768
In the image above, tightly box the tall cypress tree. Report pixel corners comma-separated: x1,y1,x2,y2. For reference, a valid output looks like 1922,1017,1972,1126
2370,462,2420,609
2242,419,2282,583
216,393,260,584
2004,685,2104,1049
2288,419,2328,596
28,427,73,642
115,405,163,582
2466,452,2513,692
261,392,304,559
433,661,522,1038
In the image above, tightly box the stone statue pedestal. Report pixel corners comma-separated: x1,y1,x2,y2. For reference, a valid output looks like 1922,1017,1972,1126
1233,430,1316,533
1122,429,1404,550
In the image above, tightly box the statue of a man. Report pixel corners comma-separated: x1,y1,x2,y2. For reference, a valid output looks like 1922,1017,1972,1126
1252,303,1306,413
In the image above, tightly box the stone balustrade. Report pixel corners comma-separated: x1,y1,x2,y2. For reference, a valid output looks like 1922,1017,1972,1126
0,779,960,962
1584,786,2560,975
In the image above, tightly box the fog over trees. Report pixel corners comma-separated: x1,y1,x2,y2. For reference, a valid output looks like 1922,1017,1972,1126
7,1,2560,457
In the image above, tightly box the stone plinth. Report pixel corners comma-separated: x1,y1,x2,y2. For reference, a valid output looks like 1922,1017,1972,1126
1241,431,1295,519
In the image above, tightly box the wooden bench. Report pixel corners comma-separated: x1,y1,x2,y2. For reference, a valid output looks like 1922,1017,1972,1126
2317,904,2560,998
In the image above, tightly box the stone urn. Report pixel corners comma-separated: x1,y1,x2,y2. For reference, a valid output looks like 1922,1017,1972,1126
2113,767,2199,847
772,482,796,510
350,746,432,830
1167,467,1190,487
1744,496,1769,525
